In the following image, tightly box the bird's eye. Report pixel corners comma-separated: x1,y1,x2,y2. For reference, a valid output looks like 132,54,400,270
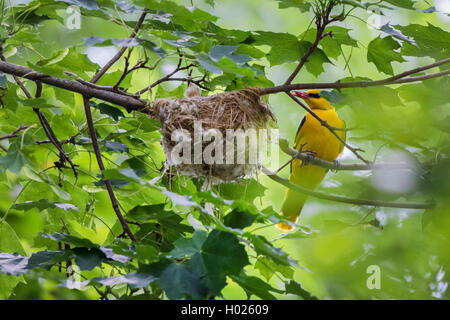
308,93,320,98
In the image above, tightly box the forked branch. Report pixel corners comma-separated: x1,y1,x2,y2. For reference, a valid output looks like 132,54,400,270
135,53,208,96
285,0,340,84
0,124,31,141
90,9,148,84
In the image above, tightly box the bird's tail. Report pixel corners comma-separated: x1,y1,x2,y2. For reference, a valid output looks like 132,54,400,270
277,188,308,231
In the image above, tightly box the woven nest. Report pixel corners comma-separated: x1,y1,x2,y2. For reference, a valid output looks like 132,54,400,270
145,87,276,183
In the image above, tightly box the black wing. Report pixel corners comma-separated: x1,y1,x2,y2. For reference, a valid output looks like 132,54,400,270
294,116,306,149
290,116,306,173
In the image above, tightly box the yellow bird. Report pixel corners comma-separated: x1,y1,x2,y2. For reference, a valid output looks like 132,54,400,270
277,89,346,231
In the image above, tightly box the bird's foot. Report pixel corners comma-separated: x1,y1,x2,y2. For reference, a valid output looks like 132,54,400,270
331,160,340,172
300,150,317,166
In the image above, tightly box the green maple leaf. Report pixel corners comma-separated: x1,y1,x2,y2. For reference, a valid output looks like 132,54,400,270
395,23,450,60
276,0,310,11
367,36,405,75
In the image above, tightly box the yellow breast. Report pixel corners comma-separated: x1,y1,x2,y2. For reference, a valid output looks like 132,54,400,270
294,108,345,162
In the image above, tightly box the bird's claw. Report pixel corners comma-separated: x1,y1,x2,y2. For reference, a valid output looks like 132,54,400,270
298,143,307,153
331,160,340,172
301,150,316,166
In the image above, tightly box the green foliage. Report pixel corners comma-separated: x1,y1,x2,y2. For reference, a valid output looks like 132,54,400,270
284,280,317,300
0,0,449,301
0,223,25,299
395,23,450,60
251,31,331,75
276,0,310,12
367,36,405,75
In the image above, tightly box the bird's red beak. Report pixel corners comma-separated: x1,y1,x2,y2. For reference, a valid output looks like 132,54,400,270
292,90,309,99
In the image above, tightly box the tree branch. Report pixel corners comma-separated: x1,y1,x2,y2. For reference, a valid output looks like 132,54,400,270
90,9,148,84
0,58,448,113
262,166,435,210
34,107,79,180
260,58,450,95
285,0,338,84
0,61,147,112
36,134,78,145
136,75,209,95
278,138,421,171
0,44,79,179
0,124,31,141
65,71,137,98
82,95,136,241
28,81,78,180
134,53,209,96
112,50,158,91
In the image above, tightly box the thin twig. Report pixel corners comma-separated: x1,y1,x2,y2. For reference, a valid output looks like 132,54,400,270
285,0,338,84
113,51,153,90
260,58,450,95
65,71,136,98
36,134,78,145
90,9,148,84
137,76,209,95
278,138,422,171
33,82,78,179
34,109,79,179
0,60,146,112
113,48,133,90
0,46,79,178
135,54,206,96
262,166,435,209
81,95,136,241
0,124,31,141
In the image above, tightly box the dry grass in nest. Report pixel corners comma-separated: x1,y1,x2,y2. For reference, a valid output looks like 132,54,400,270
144,87,276,183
